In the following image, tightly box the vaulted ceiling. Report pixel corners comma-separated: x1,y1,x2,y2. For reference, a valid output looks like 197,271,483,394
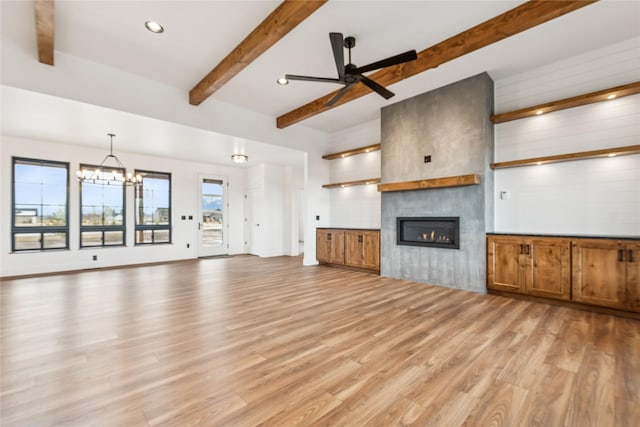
1,1,639,162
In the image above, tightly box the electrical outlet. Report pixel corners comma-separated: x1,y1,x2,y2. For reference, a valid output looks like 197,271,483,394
424,155,432,163
316,215,320,220
186,243,190,248
92,255,97,261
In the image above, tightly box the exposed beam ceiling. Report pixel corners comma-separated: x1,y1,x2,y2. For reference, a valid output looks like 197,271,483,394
277,0,598,129
33,0,54,66
189,0,327,106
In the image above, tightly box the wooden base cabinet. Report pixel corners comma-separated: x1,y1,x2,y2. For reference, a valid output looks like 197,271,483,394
316,229,345,265
572,239,640,312
488,234,640,315
345,230,380,271
487,235,571,300
317,228,380,272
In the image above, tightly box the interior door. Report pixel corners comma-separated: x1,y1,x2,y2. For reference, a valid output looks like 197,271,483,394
245,189,262,256
198,176,227,257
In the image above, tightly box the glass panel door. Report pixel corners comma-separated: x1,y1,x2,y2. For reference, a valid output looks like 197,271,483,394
198,177,227,257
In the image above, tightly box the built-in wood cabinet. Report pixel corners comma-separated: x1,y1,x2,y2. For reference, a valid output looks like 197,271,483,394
317,228,380,272
572,239,639,312
487,235,570,300
487,234,640,316
345,230,380,271
316,229,345,265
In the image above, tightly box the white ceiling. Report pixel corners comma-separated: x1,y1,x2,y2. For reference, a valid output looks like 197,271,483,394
1,0,639,163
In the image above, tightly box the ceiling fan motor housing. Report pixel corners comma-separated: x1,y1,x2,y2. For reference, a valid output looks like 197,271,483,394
344,36,356,49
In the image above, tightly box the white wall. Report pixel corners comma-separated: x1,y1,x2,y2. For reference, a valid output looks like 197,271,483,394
303,149,330,266
0,135,246,276
494,38,640,236
326,119,381,229
243,163,304,258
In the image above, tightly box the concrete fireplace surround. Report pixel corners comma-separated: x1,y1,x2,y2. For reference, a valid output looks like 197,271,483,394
380,73,494,293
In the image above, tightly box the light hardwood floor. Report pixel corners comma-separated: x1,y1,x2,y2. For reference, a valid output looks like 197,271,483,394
1,255,639,426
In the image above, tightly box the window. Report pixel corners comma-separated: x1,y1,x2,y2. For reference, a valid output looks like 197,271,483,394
12,157,69,251
135,170,171,244
79,164,126,247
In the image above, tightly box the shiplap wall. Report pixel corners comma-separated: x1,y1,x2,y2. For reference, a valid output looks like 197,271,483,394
327,119,381,228
494,38,640,236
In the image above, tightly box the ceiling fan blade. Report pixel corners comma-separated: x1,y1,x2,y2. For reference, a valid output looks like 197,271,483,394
351,50,418,75
359,75,394,99
329,32,345,80
326,84,353,107
285,74,341,84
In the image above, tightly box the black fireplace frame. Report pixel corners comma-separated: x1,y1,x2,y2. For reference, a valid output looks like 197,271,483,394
396,216,460,249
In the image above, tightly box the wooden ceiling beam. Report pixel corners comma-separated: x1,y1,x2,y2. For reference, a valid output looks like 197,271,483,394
189,0,327,106
34,0,55,66
277,0,598,129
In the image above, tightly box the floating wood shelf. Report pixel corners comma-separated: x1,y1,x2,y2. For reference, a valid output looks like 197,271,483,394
322,178,381,189
377,174,480,192
491,81,640,124
322,144,381,160
491,145,640,170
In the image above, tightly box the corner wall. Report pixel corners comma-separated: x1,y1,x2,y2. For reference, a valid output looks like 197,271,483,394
380,73,494,293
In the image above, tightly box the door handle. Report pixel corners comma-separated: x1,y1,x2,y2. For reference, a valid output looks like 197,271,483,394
618,249,625,262
629,250,635,262
198,222,201,230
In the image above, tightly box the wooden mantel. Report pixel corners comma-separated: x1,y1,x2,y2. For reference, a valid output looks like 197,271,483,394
377,174,480,192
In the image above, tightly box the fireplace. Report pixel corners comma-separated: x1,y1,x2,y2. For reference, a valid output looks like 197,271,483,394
397,217,460,249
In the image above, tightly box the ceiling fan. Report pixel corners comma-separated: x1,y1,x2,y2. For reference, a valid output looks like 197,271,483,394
285,32,418,106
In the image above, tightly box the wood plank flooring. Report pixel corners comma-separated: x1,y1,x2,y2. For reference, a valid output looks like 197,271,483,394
1,255,639,426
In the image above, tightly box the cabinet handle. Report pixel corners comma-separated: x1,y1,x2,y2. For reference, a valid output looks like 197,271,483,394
630,250,635,263
358,235,363,243
519,244,523,254
525,244,530,255
327,233,332,241
618,249,625,262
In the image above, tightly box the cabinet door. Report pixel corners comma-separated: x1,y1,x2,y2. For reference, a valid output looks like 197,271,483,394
487,236,526,293
316,229,331,263
329,230,345,264
361,231,380,271
344,231,362,268
528,238,571,300
572,240,627,309
626,242,640,313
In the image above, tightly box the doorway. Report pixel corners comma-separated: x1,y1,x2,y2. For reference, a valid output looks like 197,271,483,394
198,176,227,257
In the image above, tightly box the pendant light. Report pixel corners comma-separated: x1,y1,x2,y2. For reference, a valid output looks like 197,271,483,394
76,133,142,186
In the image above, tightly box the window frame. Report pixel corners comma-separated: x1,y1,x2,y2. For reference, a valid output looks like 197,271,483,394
79,163,127,248
11,157,70,252
134,169,172,245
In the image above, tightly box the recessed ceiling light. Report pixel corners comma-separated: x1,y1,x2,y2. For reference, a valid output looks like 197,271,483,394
277,77,289,85
607,94,617,100
145,21,164,33
536,110,543,115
